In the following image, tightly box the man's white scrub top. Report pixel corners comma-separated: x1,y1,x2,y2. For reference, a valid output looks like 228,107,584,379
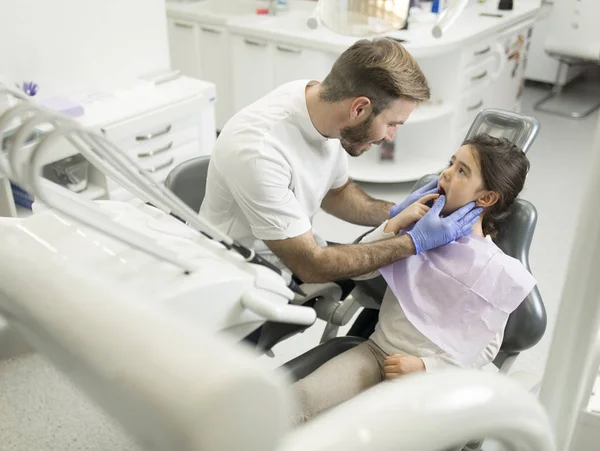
200,80,349,270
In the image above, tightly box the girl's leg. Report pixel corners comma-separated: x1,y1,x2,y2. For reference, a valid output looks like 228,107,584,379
292,340,387,424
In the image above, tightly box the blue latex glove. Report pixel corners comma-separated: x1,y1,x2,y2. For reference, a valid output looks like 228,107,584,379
390,177,439,218
407,196,483,254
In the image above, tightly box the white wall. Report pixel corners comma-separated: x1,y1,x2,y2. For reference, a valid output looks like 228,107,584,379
0,0,170,97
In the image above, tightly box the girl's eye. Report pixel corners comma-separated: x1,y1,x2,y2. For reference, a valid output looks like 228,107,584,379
448,160,454,167
459,168,466,175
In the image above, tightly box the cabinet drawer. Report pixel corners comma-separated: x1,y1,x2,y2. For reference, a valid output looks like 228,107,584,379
460,57,496,92
462,39,496,68
458,88,488,129
142,141,205,184
125,121,200,163
106,140,204,193
101,95,205,143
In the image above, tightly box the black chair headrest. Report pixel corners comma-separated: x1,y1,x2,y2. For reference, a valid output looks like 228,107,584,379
164,156,211,213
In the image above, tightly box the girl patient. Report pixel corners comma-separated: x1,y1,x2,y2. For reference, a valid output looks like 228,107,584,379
293,133,536,423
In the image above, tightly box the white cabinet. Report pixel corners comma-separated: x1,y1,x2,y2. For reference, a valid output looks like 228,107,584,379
167,18,202,79
198,24,231,130
230,34,339,112
101,78,217,200
273,43,337,87
455,24,532,131
487,26,532,113
167,17,232,130
231,34,274,112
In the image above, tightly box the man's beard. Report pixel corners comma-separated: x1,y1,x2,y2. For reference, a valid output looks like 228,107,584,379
339,113,383,157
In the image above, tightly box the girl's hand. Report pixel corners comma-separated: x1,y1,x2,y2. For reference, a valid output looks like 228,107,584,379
384,354,426,380
384,193,439,234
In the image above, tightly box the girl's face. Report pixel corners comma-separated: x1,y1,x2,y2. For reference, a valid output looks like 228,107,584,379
438,145,499,216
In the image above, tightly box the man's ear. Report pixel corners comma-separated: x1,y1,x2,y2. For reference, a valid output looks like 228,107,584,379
349,96,372,121
477,191,499,208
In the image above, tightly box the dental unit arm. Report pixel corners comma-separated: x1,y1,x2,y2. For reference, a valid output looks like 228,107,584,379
0,84,314,338
0,86,556,450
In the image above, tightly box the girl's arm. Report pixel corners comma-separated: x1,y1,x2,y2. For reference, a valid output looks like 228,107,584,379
419,331,504,372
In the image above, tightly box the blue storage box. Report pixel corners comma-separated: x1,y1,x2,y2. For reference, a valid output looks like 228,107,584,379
10,183,34,210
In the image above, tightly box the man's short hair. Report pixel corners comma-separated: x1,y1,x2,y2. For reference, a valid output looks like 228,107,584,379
320,38,431,115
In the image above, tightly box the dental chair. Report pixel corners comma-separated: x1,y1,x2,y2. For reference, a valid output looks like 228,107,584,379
280,110,546,451
165,109,545,360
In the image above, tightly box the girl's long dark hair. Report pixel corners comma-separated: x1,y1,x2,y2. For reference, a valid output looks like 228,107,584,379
464,134,530,237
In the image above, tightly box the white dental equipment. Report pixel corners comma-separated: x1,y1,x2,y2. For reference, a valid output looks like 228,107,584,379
0,84,314,338
0,87,558,450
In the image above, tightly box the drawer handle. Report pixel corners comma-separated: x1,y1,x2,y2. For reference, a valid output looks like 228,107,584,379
244,38,267,47
137,141,173,158
276,45,302,54
136,125,172,141
145,157,175,174
471,70,488,81
201,26,222,34
473,46,491,56
174,21,194,29
467,100,484,111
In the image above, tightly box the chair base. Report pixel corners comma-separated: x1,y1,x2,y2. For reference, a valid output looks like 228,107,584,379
534,89,600,119
534,59,600,119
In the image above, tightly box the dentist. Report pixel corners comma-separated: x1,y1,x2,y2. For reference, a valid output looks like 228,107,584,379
200,38,481,287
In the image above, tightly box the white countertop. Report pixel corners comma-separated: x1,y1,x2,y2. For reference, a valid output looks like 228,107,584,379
166,0,316,26
167,1,541,56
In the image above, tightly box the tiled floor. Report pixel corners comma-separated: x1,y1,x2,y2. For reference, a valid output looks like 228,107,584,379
1,82,599,450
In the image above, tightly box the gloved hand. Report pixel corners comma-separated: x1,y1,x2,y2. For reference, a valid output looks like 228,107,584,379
407,196,483,254
390,177,439,218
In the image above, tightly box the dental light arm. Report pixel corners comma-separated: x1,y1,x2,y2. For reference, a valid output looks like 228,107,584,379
280,371,555,451
432,0,471,38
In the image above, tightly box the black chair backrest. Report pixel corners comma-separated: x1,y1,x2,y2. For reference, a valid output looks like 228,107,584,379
410,175,547,354
164,156,211,213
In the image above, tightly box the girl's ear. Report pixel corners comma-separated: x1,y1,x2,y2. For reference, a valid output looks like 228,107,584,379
477,191,499,208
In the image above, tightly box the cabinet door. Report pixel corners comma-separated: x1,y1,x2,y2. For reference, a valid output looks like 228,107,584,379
231,34,274,112
167,17,202,78
198,24,231,130
273,43,337,87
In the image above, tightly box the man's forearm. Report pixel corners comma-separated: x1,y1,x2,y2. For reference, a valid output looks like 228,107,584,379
303,234,415,282
322,183,393,227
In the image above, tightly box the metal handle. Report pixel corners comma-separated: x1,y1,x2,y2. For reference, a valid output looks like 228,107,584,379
145,157,174,173
135,125,172,141
201,26,222,34
471,70,488,81
244,38,267,47
474,46,491,56
137,141,173,159
276,45,302,54
174,21,194,29
467,100,484,111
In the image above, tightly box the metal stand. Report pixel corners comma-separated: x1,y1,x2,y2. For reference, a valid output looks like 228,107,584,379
534,60,600,119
